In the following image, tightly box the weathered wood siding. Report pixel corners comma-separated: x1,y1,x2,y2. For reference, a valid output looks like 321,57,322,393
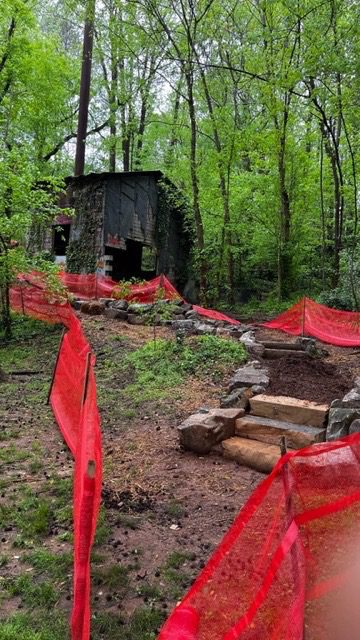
104,174,157,248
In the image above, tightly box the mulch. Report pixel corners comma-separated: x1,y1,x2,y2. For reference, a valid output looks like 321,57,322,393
265,354,351,405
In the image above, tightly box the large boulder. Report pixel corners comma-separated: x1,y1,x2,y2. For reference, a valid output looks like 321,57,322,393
240,331,265,358
80,301,105,315
220,387,253,410
104,308,128,321
326,408,360,441
127,303,153,314
194,322,216,335
111,299,129,311
172,319,196,333
228,363,269,392
331,388,360,409
127,314,145,325
178,407,245,454
349,419,360,435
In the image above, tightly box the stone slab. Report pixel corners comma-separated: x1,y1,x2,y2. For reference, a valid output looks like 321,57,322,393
235,415,325,450
222,437,281,473
250,394,329,427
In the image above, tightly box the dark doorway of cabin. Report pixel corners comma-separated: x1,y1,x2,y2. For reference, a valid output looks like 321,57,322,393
106,240,157,281
53,224,71,256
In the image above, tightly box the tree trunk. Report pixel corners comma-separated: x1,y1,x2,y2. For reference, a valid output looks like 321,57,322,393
74,0,96,176
186,71,207,299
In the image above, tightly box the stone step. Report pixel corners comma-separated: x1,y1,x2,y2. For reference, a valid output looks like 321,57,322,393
263,348,307,360
250,394,329,427
222,437,282,473
235,415,325,450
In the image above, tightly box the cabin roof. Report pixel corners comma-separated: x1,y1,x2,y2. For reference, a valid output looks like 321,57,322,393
65,170,164,186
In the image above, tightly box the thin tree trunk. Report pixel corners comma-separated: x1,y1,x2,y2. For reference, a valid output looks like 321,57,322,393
186,71,207,298
74,0,96,176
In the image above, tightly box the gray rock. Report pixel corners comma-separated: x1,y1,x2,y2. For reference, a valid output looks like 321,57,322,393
326,408,360,441
99,297,113,307
216,327,232,337
181,303,193,313
111,299,129,311
240,331,266,358
354,377,360,389
349,419,360,435
194,322,216,335
330,388,360,409
252,385,266,395
173,307,185,316
127,303,153,314
104,308,128,321
229,364,269,392
340,388,360,408
71,299,82,311
220,387,252,409
172,319,195,332
127,314,145,325
296,337,316,348
185,310,199,320
178,407,245,454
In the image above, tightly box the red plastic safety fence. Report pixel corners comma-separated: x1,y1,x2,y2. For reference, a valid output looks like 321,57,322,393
10,280,102,640
58,272,240,326
262,296,360,347
158,435,360,640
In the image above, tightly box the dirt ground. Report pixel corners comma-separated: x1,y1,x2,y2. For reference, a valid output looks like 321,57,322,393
256,327,357,404
1,316,359,639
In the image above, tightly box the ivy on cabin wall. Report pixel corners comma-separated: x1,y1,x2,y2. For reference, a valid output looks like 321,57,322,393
66,184,103,274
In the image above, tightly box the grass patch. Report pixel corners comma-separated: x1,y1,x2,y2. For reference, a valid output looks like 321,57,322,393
0,611,68,640
92,563,129,590
22,549,72,580
0,446,30,464
4,574,58,608
123,335,247,401
91,607,165,640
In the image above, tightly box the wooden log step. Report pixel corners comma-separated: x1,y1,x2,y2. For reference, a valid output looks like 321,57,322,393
261,341,305,351
250,394,329,427
235,415,325,450
263,348,307,360
222,437,282,473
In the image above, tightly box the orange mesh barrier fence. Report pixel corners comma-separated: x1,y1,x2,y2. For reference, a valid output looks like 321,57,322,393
10,279,102,640
262,296,360,347
158,436,360,640
59,272,240,325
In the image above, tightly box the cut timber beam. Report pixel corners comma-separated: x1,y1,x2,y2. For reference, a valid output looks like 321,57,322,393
264,349,307,360
261,341,304,351
250,395,328,427
222,437,281,473
235,415,325,450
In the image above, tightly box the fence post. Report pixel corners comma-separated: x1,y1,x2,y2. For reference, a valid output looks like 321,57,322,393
280,436,304,638
47,328,67,404
81,351,92,406
20,282,25,316
301,297,306,337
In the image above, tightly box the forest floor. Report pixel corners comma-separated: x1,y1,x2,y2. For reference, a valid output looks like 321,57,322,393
0,316,357,640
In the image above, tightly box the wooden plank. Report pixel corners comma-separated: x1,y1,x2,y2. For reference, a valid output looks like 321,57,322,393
250,394,329,427
262,341,304,351
235,415,325,450
263,348,307,360
222,437,281,473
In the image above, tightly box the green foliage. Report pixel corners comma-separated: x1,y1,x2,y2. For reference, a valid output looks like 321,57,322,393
127,335,247,393
4,574,58,608
0,612,68,640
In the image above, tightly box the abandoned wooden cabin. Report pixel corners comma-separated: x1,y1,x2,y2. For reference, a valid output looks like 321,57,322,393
50,171,192,291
